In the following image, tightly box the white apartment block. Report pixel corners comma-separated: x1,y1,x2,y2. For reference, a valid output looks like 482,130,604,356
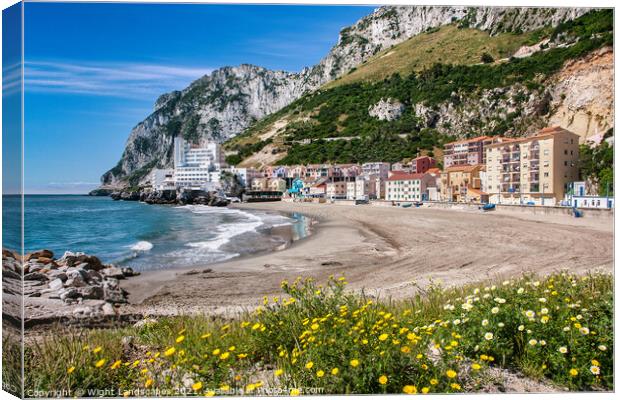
151,168,175,190
385,172,435,202
173,137,227,190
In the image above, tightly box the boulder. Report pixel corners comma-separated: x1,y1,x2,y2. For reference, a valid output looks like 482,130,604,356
24,272,49,281
2,249,16,259
122,267,140,277
48,271,68,282
102,302,117,316
26,249,54,261
101,266,125,279
78,285,104,300
59,288,80,301
49,278,65,291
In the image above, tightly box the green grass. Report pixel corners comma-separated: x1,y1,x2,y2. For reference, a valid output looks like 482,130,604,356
25,270,613,396
326,25,534,89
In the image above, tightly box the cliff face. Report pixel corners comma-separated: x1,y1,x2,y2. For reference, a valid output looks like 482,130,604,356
102,6,590,186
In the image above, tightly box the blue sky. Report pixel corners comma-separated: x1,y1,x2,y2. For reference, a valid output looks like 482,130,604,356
16,3,374,193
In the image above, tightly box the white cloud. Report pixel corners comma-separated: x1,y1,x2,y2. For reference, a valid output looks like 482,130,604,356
24,60,214,99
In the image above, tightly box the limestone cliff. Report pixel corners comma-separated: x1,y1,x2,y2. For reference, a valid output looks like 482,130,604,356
102,6,591,186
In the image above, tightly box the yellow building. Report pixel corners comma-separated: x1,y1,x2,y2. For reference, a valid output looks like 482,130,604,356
484,127,579,206
440,164,484,202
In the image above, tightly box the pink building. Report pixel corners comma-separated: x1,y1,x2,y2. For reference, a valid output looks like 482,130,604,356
443,136,502,168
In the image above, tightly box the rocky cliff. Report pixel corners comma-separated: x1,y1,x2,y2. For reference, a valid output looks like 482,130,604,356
102,6,590,186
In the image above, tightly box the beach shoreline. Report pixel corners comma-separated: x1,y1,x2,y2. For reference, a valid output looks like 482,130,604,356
116,201,613,319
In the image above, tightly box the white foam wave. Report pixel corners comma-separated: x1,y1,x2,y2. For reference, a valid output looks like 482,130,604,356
130,241,154,251
183,206,265,252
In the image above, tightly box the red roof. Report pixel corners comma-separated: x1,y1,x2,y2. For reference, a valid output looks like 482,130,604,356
387,172,426,181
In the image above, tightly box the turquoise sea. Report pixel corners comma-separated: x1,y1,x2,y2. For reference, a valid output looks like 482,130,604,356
2,195,310,271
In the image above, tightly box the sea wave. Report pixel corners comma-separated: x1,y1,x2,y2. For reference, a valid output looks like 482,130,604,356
130,241,154,251
183,205,265,252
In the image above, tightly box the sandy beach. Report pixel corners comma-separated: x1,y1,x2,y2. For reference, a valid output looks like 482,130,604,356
120,201,613,318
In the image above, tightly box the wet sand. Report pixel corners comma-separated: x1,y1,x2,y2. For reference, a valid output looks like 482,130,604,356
121,201,613,317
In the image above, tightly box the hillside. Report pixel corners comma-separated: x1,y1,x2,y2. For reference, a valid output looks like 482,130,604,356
325,25,539,88
224,10,613,168
99,6,591,187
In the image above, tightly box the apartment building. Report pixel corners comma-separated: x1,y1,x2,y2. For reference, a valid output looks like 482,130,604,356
484,126,580,205
385,172,436,202
440,164,484,202
222,166,262,188
411,156,437,174
150,169,175,190
443,136,502,168
173,137,226,190
326,181,348,200
362,162,391,179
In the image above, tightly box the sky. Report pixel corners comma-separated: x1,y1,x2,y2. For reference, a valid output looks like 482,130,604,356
11,2,375,194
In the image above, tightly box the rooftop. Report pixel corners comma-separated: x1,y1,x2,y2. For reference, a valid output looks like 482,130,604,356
387,172,427,181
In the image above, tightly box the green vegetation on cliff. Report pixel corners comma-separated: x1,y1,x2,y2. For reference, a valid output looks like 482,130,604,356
225,10,612,167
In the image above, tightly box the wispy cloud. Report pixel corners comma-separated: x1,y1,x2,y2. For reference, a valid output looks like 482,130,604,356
24,60,214,99
3,62,22,97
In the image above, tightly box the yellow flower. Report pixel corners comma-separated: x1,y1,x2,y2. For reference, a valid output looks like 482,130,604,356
192,382,203,391
421,387,429,394
275,369,284,377
246,384,256,392
164,347,176,356
316,370,325,378
205,391,215,397
590,365,600,375
145,379,153,388
95,359,106,368
592,359,600,367
305,361,314,369
430,379,438,386
311,323,319,330
212,348,221,356
220,385,230,391
93,346,103,354
237,353,248,359
446,369,457,378
401,346,411,353
402,385,417,394
378,333,389,341
350,359,360,367
378,375,388,385
176,335,185,343
201,333,211,339
570,368,578,377
451,383,461,390
290,388,300,396
110,360,122,370
331,368,339,375
67,366,75,374
471,363,481,371
220,352,230,360
529,339,538,346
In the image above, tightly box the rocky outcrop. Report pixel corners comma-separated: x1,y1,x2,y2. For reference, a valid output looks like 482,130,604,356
102,6,590,186
369,98,405,121
411,46,613,143
3,249,139,306
547,46,614,141
109,187,230,207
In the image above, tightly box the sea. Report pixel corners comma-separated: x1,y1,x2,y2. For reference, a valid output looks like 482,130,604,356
2,195,311,272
